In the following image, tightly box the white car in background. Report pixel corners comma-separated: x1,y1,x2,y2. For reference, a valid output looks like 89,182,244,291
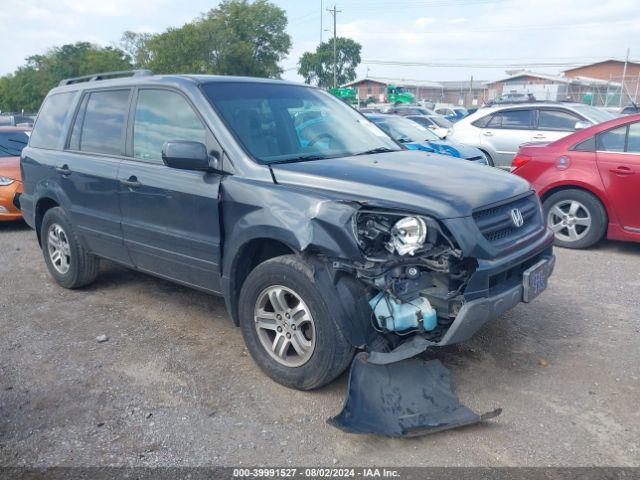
405,114,454,139
449,103,616,168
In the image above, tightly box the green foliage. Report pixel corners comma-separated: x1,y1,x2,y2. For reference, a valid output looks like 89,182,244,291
120,31,153,68
134,0,291,77
0,42,132,112
298,37,362,89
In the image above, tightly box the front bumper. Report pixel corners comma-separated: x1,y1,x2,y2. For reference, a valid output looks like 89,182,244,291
438,228,555,346
0,181,22,221
438,253,555,346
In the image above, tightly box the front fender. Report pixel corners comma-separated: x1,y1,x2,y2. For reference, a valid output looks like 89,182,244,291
220,177,363,277
219,176,365,324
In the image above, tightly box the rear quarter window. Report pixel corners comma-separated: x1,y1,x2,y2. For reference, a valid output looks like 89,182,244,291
471,115,492,128
572,136,595,152
30,92,76,149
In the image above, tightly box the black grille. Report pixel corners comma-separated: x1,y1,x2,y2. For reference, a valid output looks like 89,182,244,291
473,194,542,245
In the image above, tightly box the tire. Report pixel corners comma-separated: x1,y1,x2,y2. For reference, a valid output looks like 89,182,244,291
543,189,607,249
41,207,100,288
238,255,355,390
480,149,495,167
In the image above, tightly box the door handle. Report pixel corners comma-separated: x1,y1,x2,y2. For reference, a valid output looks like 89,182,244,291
120,176,142,188
610,166,634,176
533,134,546,139
55,164,71,176
483,131,493,136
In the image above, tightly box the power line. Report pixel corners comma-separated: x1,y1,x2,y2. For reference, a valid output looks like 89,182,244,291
338,0,499,7
352,19,640,34
362,59,637,68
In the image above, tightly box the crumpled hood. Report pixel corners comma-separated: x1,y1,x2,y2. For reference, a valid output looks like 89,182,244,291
271,150,531,219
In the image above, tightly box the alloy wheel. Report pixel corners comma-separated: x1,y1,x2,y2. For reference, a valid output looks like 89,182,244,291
254,285,316,368
47,223,71,274
547,199,592,243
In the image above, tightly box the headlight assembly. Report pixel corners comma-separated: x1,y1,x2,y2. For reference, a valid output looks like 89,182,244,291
0,176,15,186
353,210,435,257
389,216,427,255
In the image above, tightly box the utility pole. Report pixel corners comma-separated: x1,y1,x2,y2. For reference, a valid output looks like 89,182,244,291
327,4,341,89
320,0,323,44
620,47,630,107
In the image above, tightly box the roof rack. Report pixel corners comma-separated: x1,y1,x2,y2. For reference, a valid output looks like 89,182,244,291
484,99,579,106
58,69,153,86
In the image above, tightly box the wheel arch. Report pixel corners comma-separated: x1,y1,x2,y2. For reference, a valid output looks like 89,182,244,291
34,197,60,246
539,183,612,225
224,236,298,326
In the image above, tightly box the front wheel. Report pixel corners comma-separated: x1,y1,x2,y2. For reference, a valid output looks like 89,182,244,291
543,190,607,249
238,255,355,390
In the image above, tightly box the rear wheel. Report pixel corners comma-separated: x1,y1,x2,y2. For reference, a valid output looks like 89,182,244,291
238,255,355,390
543,189,607,249
480,149,495,167
41,207,100,288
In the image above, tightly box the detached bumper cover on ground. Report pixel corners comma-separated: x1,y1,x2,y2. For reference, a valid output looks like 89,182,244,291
328,353,502,437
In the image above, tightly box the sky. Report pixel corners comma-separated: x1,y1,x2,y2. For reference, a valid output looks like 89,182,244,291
1,0,639,84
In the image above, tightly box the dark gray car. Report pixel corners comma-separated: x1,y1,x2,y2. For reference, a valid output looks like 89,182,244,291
20,71,554,392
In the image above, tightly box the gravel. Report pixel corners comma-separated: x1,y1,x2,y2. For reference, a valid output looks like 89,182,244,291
1,220,638,467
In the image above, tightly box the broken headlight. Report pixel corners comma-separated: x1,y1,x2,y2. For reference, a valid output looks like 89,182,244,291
390,216,427,255
353,210,437,257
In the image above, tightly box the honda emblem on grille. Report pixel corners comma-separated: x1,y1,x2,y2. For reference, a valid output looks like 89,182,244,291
510,208,524,227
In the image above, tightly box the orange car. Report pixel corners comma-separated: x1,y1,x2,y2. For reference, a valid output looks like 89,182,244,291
0,126,30,221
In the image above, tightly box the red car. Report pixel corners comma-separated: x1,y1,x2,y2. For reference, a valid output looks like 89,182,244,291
512,114,640,249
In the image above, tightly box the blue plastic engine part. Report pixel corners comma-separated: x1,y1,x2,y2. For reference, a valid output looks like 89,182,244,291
369,292,437,332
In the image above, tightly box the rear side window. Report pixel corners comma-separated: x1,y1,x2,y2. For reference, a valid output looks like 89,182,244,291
596,125,627,152
572,136,595,152
30,92,75,149
471,115,492,128
69,89,130,155
499,109,533,129
538,109,581,131
627,123,640,153
132,89,206,162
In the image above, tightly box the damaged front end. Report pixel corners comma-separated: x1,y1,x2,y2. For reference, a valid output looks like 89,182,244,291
336,209,476,349
322,208,503,437
322,206,553,437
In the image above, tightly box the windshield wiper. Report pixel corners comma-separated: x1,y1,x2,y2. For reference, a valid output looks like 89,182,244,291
268,154,329,165
353,147,397,156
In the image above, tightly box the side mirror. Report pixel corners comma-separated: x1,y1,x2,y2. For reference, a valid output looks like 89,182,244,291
162,141,218,171
574,121,592,130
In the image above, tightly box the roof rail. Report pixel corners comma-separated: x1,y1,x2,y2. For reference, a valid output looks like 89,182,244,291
58,69,153,86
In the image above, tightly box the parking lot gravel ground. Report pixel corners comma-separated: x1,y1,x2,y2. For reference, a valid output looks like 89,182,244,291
1,220,639,467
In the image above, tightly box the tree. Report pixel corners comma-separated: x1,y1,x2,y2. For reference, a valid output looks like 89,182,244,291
134,0,291,77
0,42,132,112
298,37,362,89
120,31,153,68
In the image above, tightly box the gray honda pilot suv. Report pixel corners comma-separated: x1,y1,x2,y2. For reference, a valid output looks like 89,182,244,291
20,71,555,390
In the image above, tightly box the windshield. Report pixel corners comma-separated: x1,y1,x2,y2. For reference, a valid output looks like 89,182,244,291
429,116,453,128
202,82,400,163
370,116,440,142
572,105,617,124
0,131,29,157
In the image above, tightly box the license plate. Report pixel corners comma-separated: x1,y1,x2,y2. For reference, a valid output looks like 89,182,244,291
522,259,550,303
